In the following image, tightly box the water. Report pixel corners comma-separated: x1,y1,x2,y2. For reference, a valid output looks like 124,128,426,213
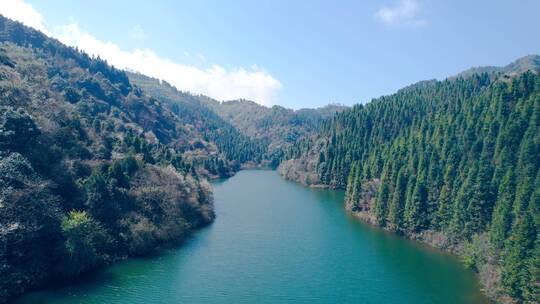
14,170,488,304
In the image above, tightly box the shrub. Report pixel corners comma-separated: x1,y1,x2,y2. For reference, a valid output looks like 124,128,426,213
60,211,107,276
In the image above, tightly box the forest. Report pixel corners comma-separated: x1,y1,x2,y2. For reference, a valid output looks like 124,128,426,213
0,11,539,304
280,70,540,303
0,15,343,302
0,15,229,301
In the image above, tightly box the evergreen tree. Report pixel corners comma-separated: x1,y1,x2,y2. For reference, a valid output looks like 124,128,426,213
388,168,406,232
405,171,428,232
490,168,517,251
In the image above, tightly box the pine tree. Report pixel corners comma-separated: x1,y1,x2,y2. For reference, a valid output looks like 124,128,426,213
374,177,390,227
451,166,477,239
490,168,516,251
435,164,455,230
388,168,407,232
502,213,536,300
405,171,428,232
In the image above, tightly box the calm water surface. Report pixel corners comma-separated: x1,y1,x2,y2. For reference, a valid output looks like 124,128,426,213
14,170,488,304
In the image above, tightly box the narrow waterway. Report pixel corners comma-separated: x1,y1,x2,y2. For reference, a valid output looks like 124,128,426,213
14,170,488,303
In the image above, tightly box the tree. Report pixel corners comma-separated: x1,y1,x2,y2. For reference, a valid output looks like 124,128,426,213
502,213,536,300
0,107,40,153
490,168,516,251
60,211,107,276
388,168,406,232
374,178,390,226
435,164,455,230
405,171,428,232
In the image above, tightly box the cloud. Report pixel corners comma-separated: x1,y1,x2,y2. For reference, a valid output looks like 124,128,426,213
129,25,146,40
0,1,282,106
375,0,426,27
55,23,282,105
0,0,49,34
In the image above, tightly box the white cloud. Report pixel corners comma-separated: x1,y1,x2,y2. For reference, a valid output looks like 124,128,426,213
0,1,282,106
55,23,281,105
0,0,49,34
375,0,426,27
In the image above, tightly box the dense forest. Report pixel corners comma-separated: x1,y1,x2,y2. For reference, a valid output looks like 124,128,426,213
1,10,539,304
0,15,344,302
280,65,540,303
128,72,346,167
127,72,267,170
202,99,346,165
0,15,223,301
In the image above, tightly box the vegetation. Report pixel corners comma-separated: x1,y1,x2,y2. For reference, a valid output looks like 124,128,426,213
127,72,267,170
202,98,346,166
1,11,538,304
0,15,341,301
128,72,347,168
281,69,540,303
0,15,213,301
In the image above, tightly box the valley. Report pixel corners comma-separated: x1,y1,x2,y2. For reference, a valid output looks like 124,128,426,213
0,11,538,304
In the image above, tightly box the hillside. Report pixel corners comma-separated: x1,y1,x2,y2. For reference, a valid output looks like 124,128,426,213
128,72,346,166
455,54,540,79
2,7,538,304
280,70,540,303
0,15,218,301
202,98,347,163
0,14,345,301
127,72,267,170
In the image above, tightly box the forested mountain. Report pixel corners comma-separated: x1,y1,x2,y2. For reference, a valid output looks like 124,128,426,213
280,67,540,303
1,8,538,304
0,13,343,301
127,72,268,171
0,15,218,301
202,98,346,163
128,72,346,166
455,54,540,79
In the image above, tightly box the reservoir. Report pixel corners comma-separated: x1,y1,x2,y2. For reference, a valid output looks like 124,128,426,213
14,170,488,304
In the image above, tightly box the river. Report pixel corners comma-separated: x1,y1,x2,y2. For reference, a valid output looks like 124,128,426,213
14,170,488,304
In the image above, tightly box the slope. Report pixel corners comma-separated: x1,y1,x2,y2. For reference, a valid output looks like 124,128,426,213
280,68,540,303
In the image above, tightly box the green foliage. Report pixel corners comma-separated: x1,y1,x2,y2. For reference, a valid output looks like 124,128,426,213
502,213,536,300
287,72,540,302
60,211,107,276
0,107,40,153
127,73,268,167
0,15,215,301
461,234,489,271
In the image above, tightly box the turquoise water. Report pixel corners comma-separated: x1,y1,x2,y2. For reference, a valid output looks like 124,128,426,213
14,170,488,304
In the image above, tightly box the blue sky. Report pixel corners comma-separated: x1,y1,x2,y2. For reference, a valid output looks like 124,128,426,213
2,1,540,109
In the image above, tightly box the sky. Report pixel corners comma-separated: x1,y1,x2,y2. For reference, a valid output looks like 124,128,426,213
1,0,539,109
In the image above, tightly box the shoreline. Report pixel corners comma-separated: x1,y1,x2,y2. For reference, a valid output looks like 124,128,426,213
277,170,502,303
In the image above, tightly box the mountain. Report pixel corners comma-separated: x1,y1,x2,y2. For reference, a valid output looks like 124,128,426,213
280,68,540,303
0,14,343,301
0,15,220,301
128,72,347,166
202,98,347,163
127,72,267,171
454,54,540,79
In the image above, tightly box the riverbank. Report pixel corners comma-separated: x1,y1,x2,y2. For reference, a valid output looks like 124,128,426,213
13,170,488,304
348,209,506,303
278,166,504,303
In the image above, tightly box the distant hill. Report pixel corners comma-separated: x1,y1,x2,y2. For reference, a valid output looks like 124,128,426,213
127,72,267,169
454,54,540,78
202,99,347,160
128,72,347,165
